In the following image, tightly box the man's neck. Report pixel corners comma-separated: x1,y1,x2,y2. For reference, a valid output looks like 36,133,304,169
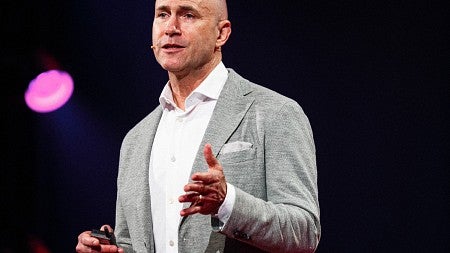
168,58,221,110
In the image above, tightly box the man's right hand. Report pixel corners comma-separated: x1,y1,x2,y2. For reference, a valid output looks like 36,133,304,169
75,225,123,253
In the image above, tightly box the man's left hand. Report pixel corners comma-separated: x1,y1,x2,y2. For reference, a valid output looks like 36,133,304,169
179,143,227,216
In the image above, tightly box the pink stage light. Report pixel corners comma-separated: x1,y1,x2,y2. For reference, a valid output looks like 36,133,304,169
25,70,74,113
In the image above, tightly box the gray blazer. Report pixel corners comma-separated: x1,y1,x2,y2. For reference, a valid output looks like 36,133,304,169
114,69,321,253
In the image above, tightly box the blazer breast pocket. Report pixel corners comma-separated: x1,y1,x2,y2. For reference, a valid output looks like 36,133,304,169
218,141,256,164
219,142,262,192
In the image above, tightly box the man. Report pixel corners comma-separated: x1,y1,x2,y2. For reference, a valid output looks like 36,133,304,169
76,0,320,252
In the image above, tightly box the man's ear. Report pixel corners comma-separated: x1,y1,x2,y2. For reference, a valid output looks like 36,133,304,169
216,20,232,48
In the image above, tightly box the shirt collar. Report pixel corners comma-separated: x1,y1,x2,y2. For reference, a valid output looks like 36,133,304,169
159,61,228,110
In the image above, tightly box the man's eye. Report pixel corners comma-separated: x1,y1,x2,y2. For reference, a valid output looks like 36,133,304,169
157,12,169,18
183,13,195,19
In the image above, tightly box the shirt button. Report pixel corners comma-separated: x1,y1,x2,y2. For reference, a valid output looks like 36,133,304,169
168,198,174,204
176,117,183,123
170,156,176,162
169,240,175,246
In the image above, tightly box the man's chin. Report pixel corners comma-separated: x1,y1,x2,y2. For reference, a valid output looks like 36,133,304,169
161,63,187,74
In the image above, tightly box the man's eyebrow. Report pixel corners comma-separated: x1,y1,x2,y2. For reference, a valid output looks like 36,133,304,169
155,5,199,13
156,5,169,12
178,5,197,12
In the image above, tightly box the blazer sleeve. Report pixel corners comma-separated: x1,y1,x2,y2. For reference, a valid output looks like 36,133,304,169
218,99,321,253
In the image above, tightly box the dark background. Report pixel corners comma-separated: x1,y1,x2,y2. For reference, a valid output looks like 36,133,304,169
1,0,448,252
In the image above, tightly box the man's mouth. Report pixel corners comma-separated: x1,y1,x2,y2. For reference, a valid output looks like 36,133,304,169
162,44,184,49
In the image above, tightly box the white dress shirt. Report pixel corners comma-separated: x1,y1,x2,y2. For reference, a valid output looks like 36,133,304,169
149,62,235,253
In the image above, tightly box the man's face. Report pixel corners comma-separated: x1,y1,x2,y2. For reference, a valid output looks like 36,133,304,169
152,0,221,74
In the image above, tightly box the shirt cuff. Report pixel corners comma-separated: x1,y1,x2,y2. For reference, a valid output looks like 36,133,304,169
217,183,236,224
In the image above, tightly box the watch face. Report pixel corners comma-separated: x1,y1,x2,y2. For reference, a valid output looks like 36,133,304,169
212,217,224,232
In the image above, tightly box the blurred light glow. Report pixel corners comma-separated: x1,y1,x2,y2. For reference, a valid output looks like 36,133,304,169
25,70,74,113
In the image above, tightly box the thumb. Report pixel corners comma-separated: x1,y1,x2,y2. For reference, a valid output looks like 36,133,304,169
100,224,114,233
203,143,222,171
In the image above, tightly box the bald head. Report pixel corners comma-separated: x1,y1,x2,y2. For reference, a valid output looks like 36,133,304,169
154,0,228,20
215,0,228,20
196,0,229,21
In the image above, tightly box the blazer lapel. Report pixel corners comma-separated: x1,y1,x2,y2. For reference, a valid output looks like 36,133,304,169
180,69,255,210
203,81,254,159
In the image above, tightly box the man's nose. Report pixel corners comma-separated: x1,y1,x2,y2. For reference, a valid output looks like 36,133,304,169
164,16,181,36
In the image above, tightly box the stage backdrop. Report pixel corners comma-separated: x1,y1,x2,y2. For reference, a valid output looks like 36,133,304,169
1,1,447,252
